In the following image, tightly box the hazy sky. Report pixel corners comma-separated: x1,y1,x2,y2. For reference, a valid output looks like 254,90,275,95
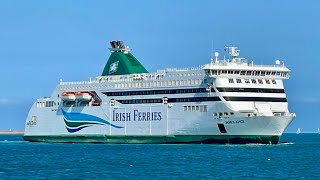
0,1,319,132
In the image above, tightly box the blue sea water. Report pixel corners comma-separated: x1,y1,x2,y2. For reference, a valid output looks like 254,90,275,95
0,134,319,179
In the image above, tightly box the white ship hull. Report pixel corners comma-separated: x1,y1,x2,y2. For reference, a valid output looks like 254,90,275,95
23,99,295,144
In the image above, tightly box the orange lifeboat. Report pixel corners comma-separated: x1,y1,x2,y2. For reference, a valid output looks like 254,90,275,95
75,92,92,101
61,92,76,101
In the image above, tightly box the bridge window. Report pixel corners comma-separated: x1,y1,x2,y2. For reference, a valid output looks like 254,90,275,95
282,72,288,77
272,80,277,84
265,79,271,84
246,71,252,76
234,71,240,75
240,71,246,75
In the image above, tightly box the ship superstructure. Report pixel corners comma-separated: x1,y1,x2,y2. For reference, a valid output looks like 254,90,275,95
23,41,296,144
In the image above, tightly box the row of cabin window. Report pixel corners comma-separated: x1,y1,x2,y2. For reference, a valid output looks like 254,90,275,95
36,101,57,108
104,72,203,80
168,73,203,77
228,78,276,85
210,70,288,77
106,88,208,96
61,79,205,91
61,85,113,91
61,79,210,91
114,79,203,88
213,112,234,116
119,99,163,104
183,105,207,112
118,97,219,104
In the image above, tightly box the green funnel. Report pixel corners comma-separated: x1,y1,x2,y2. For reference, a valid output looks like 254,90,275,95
101,41,148,76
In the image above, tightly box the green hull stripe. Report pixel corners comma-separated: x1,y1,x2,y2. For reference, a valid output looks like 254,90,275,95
63,119,100,128
23,135,280,144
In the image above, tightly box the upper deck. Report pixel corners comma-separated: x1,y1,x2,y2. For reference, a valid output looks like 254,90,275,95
59,45,291,87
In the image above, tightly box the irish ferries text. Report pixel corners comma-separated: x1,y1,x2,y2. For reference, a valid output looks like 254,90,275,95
113,110,162,121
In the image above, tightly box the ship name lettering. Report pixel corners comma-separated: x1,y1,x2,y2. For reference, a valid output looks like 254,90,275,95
225,120,245,124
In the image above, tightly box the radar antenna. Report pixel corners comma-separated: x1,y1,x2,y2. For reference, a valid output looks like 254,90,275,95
224,46,240,62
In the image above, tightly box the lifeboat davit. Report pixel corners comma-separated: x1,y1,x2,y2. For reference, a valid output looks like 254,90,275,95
75,92,92,101
61,92,76,101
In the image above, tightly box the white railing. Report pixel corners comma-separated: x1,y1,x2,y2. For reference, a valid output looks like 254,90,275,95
60,81,93,85
157,66,203,73
60,66,204,85
206,61,287,68
60,74,162,85
250,64,286,68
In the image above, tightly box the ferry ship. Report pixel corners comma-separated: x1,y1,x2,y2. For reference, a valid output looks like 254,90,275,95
23,41,296,144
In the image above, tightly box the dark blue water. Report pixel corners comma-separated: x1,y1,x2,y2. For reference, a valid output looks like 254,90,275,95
0,134,319,179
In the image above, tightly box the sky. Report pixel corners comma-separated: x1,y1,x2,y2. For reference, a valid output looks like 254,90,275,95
0,0,319,132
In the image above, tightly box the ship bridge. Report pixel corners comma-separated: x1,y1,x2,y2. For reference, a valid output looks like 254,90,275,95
202,46,290,79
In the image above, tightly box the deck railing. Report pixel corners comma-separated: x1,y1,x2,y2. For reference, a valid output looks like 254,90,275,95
60,66,203,85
